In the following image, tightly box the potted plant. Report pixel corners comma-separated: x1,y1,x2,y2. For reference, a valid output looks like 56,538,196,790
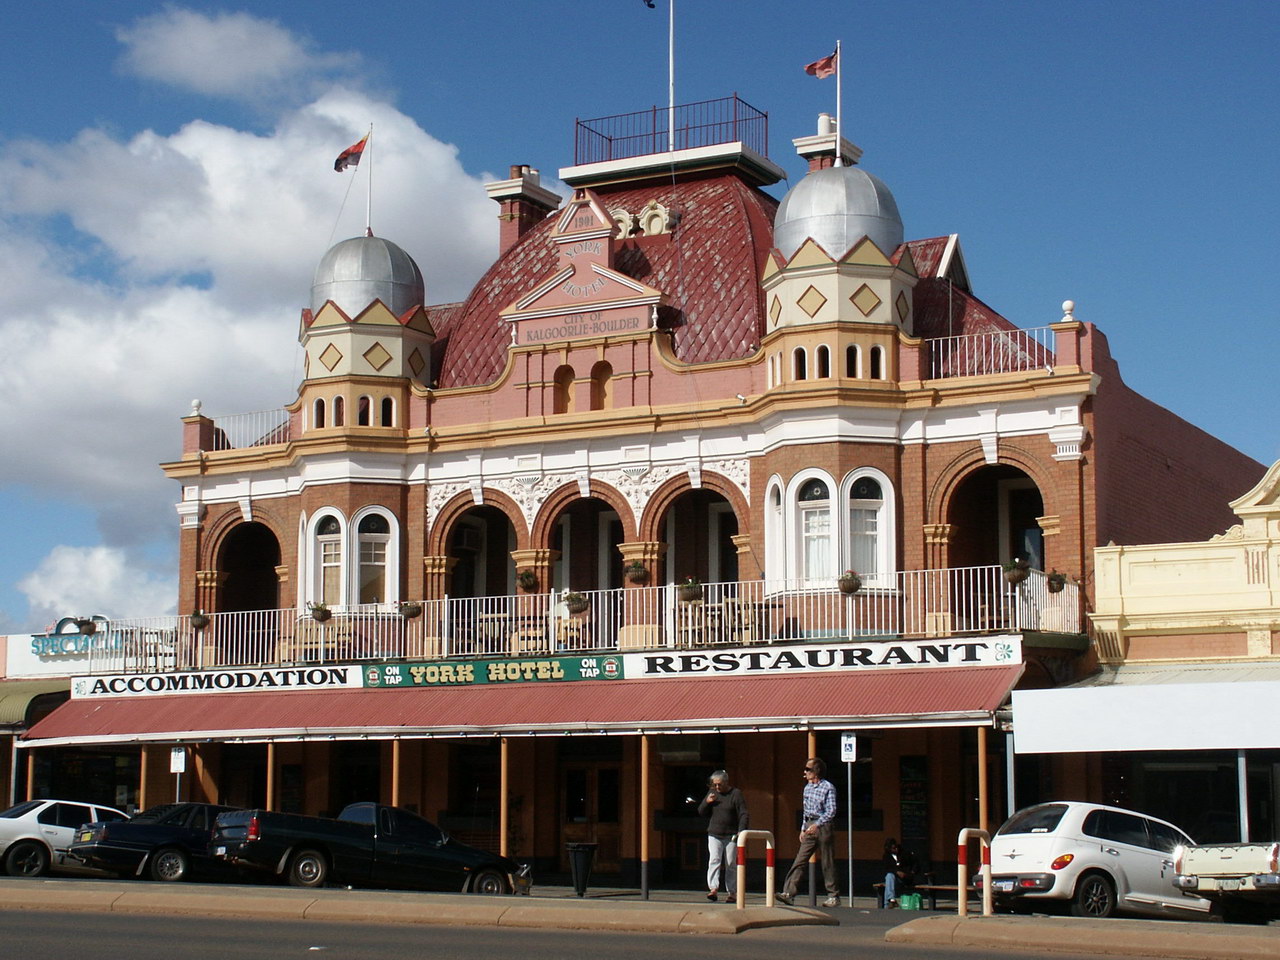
677,576,703,602
516,569,539,592
398,601,422,618
308,601,332,622
837,570,862,595
189,610,210,630
624,560,650,585
563,591,589,614
1002,557,1031,585
1046,570,1067,594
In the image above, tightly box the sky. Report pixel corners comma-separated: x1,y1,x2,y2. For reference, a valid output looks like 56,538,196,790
0,1,1276,633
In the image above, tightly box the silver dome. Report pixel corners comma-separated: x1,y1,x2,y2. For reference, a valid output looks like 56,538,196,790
310,235,425,318
773,165,904,260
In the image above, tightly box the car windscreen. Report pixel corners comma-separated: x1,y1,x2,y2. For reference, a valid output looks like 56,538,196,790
997,803,1069,836
130,804,183,823
0,801,42,819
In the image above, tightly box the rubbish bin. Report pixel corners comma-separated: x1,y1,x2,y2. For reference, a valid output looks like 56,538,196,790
565,842,598,897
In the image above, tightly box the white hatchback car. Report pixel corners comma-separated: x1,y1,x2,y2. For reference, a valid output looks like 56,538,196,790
989,801,1212,919
0,799,128,877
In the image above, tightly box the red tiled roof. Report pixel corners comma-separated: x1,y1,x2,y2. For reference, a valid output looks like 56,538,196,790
905,236,949,278
434,174,780,387
24,666,1021,745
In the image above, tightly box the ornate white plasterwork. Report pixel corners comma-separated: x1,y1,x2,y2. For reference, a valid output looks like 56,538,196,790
490,475,556,529
597,464,680,521
707,457,750,498
427,481,472,526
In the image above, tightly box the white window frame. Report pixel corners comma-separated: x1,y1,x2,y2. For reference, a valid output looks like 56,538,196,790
840,467,896,588
785,470,838,584
304,509,348,608
351,505,400,607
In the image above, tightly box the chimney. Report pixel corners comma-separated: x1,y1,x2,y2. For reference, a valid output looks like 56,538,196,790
792,114,863,171
485,165,562,255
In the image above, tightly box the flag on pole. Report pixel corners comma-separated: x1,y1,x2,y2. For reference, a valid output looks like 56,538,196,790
334,135,369,172
804,49,838,79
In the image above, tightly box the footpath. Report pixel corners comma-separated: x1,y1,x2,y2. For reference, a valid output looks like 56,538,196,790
2,877,1277,956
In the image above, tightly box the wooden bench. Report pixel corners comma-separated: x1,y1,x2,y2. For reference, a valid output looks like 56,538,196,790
873,882,977,910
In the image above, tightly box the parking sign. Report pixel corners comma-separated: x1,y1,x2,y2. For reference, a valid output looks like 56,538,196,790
841,732,857,763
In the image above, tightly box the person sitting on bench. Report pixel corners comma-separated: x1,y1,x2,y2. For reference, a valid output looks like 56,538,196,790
882,837,914,907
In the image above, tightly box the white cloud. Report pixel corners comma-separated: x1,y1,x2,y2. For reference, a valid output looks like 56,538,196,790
115,8,359,102
18,545,177,625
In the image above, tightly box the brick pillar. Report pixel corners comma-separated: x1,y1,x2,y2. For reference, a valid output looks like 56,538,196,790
729,534,759,580
617,541,667,588
922,523,954,570
195,569,223,614
274,564,291,609
510,548,560,593
486,165,561,256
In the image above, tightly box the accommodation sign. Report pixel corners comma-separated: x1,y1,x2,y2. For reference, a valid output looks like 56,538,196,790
72,665,363,699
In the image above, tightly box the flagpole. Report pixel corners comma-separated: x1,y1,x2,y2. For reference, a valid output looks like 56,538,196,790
366,123,374,235
668,0,675,152
834,40,843,167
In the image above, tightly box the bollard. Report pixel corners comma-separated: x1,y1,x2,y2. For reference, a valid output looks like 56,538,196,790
956,827,992,917
734,829,776,909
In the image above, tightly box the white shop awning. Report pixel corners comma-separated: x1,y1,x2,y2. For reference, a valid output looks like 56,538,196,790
1012,661,1280,754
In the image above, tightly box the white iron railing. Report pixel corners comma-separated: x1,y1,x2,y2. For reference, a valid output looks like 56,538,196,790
209,408,292,450
83,567,1080,675
927,326,1055,380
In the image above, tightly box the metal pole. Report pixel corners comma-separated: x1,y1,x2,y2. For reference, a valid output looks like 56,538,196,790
667,0,675,153
834,40,843,167
807,731,817,906
1005,728,1017,819
846,760,854,907
641,733,651,900
8,737,19,808
1238,749,1250,842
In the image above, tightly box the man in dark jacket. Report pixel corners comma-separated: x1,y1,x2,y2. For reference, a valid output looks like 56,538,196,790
698,769,749,901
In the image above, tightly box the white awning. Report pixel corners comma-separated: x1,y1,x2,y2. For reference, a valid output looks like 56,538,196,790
1012,662,1280,754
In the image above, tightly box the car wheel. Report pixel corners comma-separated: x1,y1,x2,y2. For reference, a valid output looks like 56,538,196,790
4,841,51,878
288,849,328,888
1070,872,1116,918
149,847,190,882
471,868,507,895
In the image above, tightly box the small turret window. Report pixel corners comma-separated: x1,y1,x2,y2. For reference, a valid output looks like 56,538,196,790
870,345,885,380
313,398,326,429
793,348,807,381
846,344,860,378
381,397,394,426
816,345,831,379
358,396,371,426
333,395,345,427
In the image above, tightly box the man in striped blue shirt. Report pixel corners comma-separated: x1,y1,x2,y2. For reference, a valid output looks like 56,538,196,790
776,757,840,907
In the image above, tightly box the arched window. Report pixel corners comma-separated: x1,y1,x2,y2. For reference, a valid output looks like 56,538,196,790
870,345,885,380
313,398,326,429
816,345,831,378
380,397,394,426
333,395,345,427
315,513,343,605
848,476,883,579
765,482,785,582
553,365,575,414
798,478,831,580
793,348,808,381
357,513,390,604
846,344,860,378
590,361,612,411
357,395,371,426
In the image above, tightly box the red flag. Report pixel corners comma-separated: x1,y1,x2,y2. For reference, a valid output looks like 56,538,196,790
334,135,368,172
804,49,838,79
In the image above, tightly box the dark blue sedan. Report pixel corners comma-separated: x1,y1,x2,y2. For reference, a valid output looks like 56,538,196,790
68,802,240,882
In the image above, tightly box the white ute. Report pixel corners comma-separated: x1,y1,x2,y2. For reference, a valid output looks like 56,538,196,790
1174,841,1280,922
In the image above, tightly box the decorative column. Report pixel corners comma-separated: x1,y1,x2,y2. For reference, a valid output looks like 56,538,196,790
921,524,955,637
922,523,954,570
421,555,458,602
274,564,291,609
194,569,223,614
509,548,561,594
730,534,759,580
617,541,667,588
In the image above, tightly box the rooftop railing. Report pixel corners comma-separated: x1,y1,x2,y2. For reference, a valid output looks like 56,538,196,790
926,326,1056,380
208,408,292,450
574,94,768,165
82,567,1078,676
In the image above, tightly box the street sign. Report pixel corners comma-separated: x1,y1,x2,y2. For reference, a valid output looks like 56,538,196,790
170,746,186,773
841,732,857,763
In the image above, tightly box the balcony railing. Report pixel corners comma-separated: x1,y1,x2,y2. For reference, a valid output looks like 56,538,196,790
574,95,768,165
926,326,1056,380
209,408,292,450
82,567,1079,676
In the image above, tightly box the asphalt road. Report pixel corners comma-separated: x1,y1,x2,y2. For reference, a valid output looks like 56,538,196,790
5,908,1186,960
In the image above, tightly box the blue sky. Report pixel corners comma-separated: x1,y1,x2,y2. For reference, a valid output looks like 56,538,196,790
0,1,1276,632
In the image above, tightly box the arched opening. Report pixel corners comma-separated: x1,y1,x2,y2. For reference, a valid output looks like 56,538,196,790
545,497,625,593
380,396,394,426
447,505,517,599
589,361,613,411
553,365,575,415
218,522,282,612
816,345,831,379
846,344,860,378
313,398,326,429
793,347,807,381
946,465,1046,570
870,345,885,380
333,395,345,427
357,395,371,426
657,489,740,586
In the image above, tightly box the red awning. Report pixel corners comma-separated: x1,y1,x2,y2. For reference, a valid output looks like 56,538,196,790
22,665,1022,746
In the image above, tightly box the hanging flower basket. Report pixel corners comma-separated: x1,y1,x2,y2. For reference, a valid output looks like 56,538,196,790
1003,558,1031,585
189,612,210,630
1046,571,1067,594
399,602,422,619
564,592,589,615
677,578,703,603
837,571,862,595
516,569,538,593
624,562,650,585
309,603,332,623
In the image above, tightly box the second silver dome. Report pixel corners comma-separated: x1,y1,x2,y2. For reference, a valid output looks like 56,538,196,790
311,235,425,319
773,165,904,260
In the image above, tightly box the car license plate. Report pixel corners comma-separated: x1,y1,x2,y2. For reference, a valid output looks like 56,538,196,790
1219,878,1241,891
993,879,1015,893
214,846,226,856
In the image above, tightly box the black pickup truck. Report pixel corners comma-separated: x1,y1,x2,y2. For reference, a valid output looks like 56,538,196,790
210,802,531,894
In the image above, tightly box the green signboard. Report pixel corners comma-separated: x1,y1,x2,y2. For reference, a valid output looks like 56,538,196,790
362,654,624,689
